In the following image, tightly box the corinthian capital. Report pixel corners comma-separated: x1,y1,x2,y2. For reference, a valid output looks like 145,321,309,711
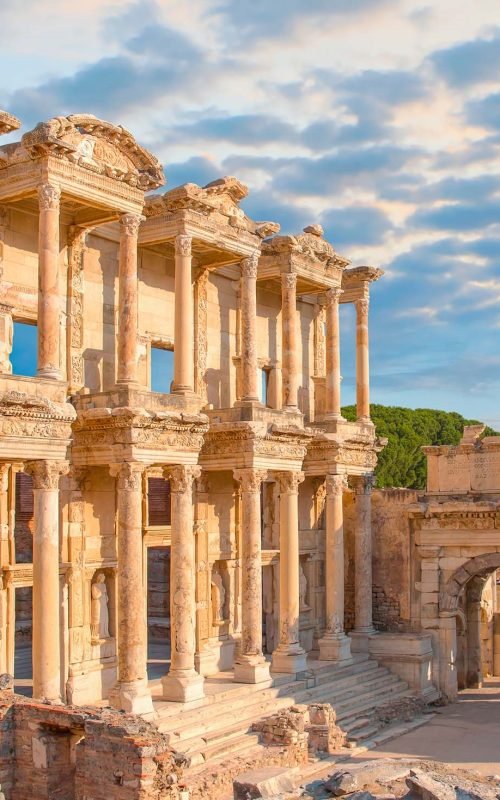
326,287,343,306
164,464,201,493
275,471,304,495
38,183,61,211
325,474,348,496
110,462,145,492
241,252,259,279
281,272,297,291
350,474,375,496
175,233,192,257
233,468,267,493
120,213,142,238
25,460,69,490
355,297,370,317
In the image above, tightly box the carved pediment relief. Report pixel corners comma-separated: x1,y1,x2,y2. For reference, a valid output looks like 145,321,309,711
17,114,164,190
0,110,21,136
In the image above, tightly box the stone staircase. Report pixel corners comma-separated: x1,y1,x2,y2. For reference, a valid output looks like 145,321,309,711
153,654,415,770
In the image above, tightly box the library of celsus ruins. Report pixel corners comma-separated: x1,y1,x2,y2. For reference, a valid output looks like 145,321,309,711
0,108,499,799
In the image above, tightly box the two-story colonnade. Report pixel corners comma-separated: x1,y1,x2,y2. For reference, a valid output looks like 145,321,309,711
0,111,385,715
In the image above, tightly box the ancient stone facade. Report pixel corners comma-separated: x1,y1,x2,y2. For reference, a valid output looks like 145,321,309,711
0,111,386,714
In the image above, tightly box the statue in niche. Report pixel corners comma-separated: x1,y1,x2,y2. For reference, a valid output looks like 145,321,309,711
91,573,110,641
299,563,308,611
211,570,226,626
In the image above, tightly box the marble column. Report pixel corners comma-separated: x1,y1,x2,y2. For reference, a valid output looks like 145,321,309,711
281,273,299,409
325,288,343,418
0,304,13,374
272,471,307,674
162,465,204,702
109,463,154,715
319,474,352,662
350,475,376,650
37,183,62,379
240,253,259,402
355,297,370,422
233,469,270,684
117,213,142,385
25,460,68,702
172,234,194,394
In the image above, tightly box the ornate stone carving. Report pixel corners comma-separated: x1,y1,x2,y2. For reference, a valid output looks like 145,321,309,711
25,460,69,490
326,474,348,496
314,305,326,377
355,297,370,317
350,474,375,495
164,464,201,493
194,268,209,401
241,253,259,279
110,462,145,492
38,183,61,210
211,568,226,625
175,233,192,256
91,573,110,641
326,287,343,306
0,110,21,136
233,468,267,493
119,213,142,237
275,471,304,494
67,226,87,392
281,272,297,290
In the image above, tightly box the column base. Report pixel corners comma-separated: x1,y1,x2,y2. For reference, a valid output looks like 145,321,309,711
161,668,205,703
271,645,307,675
109,679,155,717
234,656,271,684
349,628,377,653
36,367,62,380
318,633,352,663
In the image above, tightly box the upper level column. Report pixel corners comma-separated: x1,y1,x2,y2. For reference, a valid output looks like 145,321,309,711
325,287,343,419
281,272,299,409
37,183,62,379
240,253,259,402
350,474,376,649
117,213,142,385
355,296,370,422
173,233,194,394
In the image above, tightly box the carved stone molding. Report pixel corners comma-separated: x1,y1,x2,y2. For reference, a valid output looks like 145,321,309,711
38,183,61,211
275,470,304,495
109,462,145,492
67,226,87,393
233,468,268,493
175,233,192,257
194,268,209,401
25,460,69,490
120,213,142,238
326,287,343,306
164,464,201,493
326,474,348,496
314,304,326,378
350,474,375,495
241,252,259,279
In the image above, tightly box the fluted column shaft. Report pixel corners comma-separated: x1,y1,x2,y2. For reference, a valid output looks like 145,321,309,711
240,253,259,401
173,234,194,393
162,465,204,702
356,297,370,421
37,184,62,379
272,471,307,674
352,475,375,634
117,213,142,385
281,273,299,409
319,474,352,662
325,288,343,418
25,460,68,701
233,469,270,683
110,462,153,715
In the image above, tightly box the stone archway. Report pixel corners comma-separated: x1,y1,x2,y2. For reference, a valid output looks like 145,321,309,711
440,553,500,612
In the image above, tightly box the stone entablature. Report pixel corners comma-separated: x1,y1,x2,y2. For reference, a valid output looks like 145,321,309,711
424,425,500,494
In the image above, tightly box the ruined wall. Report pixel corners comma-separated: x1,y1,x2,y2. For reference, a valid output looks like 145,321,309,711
344,489,418,632
0,691,185,800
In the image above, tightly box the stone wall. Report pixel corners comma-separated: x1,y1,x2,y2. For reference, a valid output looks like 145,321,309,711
0,691,185,800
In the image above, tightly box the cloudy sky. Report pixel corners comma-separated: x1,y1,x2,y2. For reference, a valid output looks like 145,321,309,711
1,0,500,426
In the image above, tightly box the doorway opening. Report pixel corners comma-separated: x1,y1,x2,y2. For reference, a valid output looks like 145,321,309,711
147,546,171,681
14,585,32,696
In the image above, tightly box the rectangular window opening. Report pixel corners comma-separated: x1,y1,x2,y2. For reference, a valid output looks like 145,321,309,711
11,321,37,377
151,345,174,394
147,477,171,527
259,367,271,407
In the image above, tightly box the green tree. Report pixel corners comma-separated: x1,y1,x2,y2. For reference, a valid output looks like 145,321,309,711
341,404,497,489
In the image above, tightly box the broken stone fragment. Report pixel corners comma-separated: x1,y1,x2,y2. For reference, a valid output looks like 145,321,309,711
406,768,487,800
233,766,298,799
324,771,359,795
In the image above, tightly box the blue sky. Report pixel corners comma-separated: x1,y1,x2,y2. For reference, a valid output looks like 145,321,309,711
1,0,500,426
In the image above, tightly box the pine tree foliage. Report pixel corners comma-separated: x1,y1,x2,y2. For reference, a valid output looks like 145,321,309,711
341,404,497,489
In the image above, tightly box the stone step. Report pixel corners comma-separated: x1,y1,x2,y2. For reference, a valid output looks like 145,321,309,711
342,715,372,733
186,731,262,767
161,665,395,742
336,685,413,725
347,721,382,743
